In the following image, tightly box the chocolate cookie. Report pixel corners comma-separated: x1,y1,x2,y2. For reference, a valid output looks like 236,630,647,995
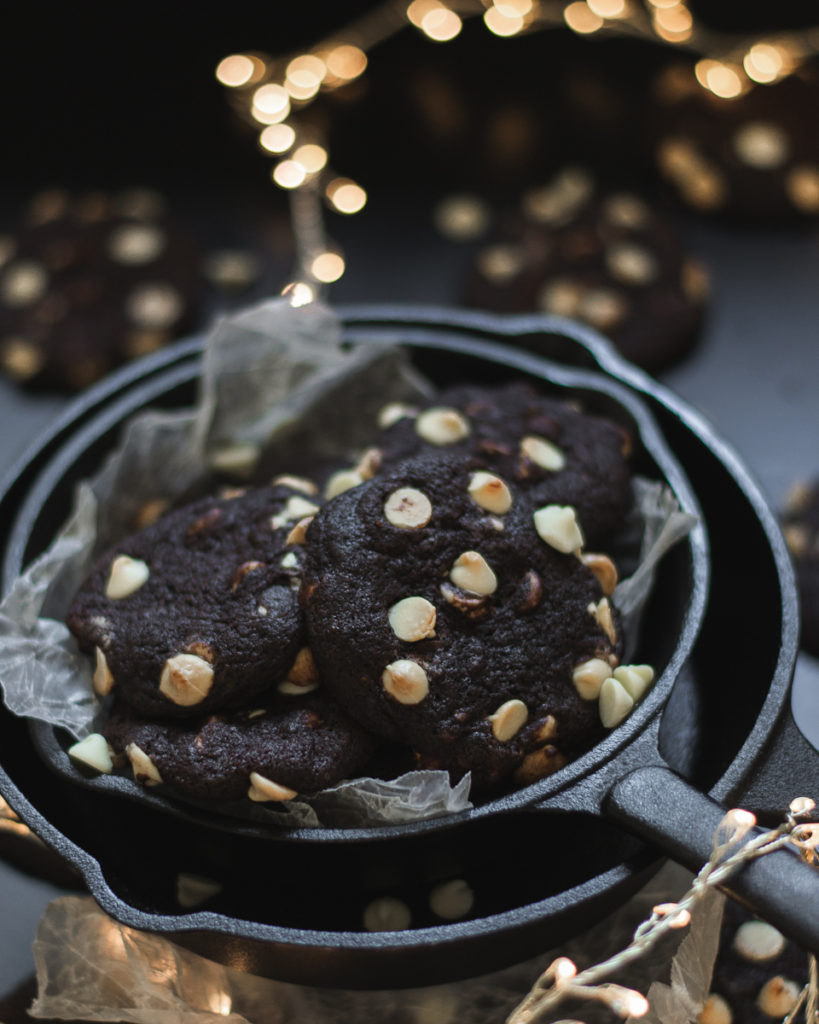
459,169,708,372
701,899,809,1023
67,483,317,719
651,61,819,222
302,453,627,792
100,682,378,803
0,187,201,391
781,477,819,657
375,381,633,547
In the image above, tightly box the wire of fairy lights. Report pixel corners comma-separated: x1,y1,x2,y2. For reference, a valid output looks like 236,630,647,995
216,0,819,300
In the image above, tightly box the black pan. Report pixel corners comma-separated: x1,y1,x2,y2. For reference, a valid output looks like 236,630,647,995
0,308,815,989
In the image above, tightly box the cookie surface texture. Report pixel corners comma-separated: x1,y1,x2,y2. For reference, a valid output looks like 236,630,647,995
102,687,377,802
302,453,621,792
377,381,633,546
67,484,309,718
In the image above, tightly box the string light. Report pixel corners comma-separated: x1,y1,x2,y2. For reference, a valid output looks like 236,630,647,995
326,178,368,213
218,0,819,291
695,58,746,98
563,3,604,34
587,0,628,19
259,123,296,154
484,6,525,36
216,54,259,88
272,160,307,189
420,7,463,41
292,143,328,173
311,251,346,282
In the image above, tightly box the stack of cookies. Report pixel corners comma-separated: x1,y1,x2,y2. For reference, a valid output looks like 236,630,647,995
66,382,655,807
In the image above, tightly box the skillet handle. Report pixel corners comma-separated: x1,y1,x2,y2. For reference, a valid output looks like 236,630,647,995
606,765,819,954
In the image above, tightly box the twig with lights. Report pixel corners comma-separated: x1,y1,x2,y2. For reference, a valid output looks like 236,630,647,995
505,797,819,1024
216,0,819,298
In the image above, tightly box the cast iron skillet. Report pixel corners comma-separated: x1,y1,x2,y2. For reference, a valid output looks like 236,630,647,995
0,309,816,987
22,342,704,832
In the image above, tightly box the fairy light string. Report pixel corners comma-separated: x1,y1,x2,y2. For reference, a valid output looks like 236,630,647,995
216,0,819,295
507,797,819,1024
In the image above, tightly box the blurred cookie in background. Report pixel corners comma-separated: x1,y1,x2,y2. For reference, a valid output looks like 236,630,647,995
456,168,709,373
699,899,809,1023
650,59,819,222
0,188,204,392
782,477,819,657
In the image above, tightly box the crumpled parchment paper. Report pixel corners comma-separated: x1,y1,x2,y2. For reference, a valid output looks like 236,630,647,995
0,297,696,828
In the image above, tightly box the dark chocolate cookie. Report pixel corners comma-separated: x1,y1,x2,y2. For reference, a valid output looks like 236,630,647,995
100,681,378,803
459,168,708,372
0,188,201,391
302,453,627,792
781,477,819,657
651,60,819,222
375,381,633,547
67,483,319,719
701,899,809,1023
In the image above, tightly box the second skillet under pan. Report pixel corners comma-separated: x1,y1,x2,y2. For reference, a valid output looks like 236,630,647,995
1,311,817,986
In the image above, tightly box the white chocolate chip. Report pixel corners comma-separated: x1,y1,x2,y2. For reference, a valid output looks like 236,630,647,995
699,993,733,1024
104,554,150,600
534,505,584,554
382,660,429,704
354,447,382,480
278,679,320,695
126,743,163,785
734,920,786,962
93,646,114,696
363,896,412,932
325,469,364,499
286,647,319,688
108,223,165,264
614,664,655,702
580,552,618,595
450,551,498,595
285,516,313,546
176,873,222,909
605,243,658,286
429,879,474,920
0,261,48,307
415,407,470,445
280,551,299,570
208,442,260,478
384,487,432,528
488,699,528,742
68,733,113,774
271,495,320,529
733,122,789,170
389,596,437,642
520,435,566,471
756,976,800,1018
572,658,612,700
272,474,318,495
588,597,617,645
468,471,512,514
126,282,183,329
159,653,215,706
599,677,634,728
377,402,417,428
247,772,298,802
